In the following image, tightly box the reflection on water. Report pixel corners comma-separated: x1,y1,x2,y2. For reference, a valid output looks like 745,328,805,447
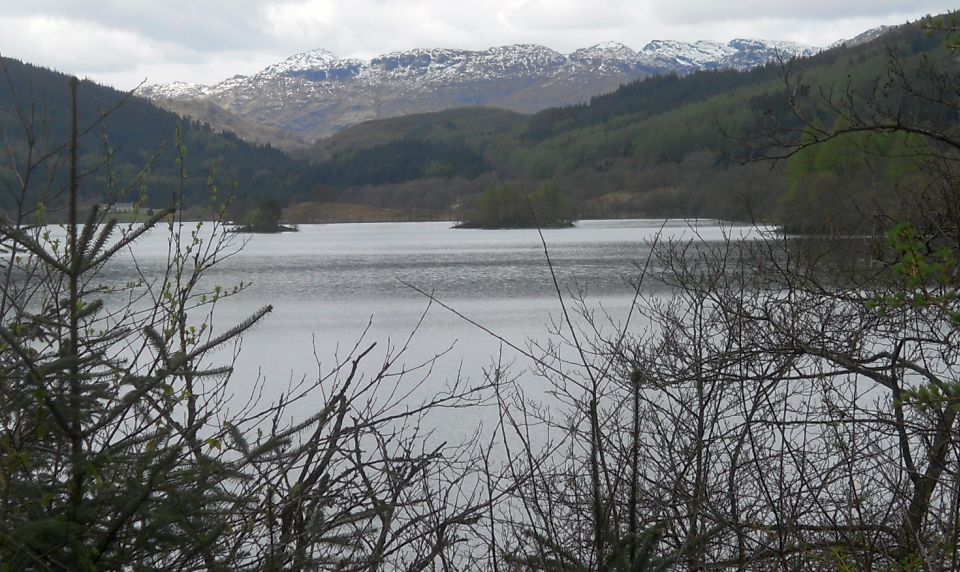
87,219,768,421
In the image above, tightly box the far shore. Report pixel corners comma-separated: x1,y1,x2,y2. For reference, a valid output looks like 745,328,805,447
32,200,779,230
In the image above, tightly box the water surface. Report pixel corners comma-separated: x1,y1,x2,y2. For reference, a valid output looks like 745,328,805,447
98,219,767,422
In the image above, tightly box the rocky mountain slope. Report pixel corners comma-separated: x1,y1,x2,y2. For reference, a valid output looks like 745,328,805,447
143,39,817,145
827,26,893,49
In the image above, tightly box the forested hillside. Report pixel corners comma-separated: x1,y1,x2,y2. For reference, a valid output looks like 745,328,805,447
308,15,957,231
0,57,318,215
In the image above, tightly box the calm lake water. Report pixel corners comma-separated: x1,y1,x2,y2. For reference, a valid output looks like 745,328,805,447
96,218,767,424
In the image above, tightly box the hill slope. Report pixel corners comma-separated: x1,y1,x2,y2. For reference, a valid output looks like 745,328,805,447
0,57,317,214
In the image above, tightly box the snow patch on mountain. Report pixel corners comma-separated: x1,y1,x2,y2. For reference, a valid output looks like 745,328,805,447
145,38,816,102
141,37,820,141
828,26,893,49
639,39,736,69
262,49,339,77
142,81,208,100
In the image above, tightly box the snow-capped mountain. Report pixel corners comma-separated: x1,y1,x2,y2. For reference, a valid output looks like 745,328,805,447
828,26,893,49
143,39,816,145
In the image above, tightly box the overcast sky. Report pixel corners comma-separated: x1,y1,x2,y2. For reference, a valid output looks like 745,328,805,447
1,0,955,90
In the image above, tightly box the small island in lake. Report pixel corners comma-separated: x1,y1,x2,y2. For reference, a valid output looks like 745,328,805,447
232,198,298,233
455,183,575,229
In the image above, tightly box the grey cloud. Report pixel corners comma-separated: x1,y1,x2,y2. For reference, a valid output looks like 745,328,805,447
504,0,637,31
651,0,959,23
2,0,279,51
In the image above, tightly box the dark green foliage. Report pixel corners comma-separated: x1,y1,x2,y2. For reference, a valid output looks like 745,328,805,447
458,182,574,228
252,197,283,230
309,106,525,160
311,137,487,187
523,67,780,142
233,197,295,232
0,57,313,212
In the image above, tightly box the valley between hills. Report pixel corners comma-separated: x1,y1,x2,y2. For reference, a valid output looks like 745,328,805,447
0,17,945,233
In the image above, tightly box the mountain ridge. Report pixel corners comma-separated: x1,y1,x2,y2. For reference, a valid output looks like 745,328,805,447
142,38,818,144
